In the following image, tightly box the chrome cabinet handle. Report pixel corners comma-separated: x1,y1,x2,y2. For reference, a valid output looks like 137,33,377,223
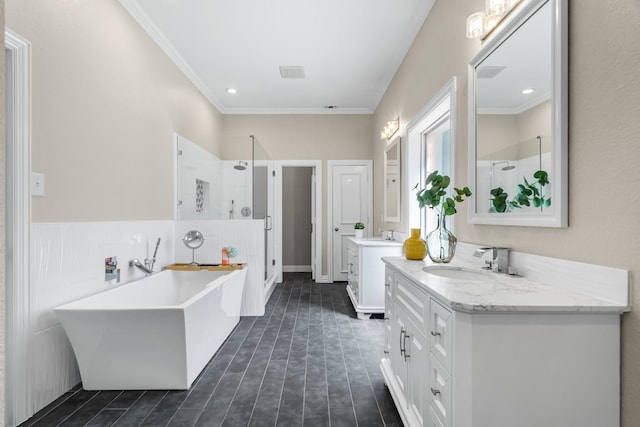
431,387,441,396
431,330,441,337
399,328,405,356
403,332,410,360
385,282,391,287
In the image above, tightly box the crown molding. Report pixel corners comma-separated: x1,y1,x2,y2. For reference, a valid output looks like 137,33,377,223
118,0,225,112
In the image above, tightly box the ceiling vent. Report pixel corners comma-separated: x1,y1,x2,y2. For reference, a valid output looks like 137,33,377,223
279,66,305,79
477,65,506,79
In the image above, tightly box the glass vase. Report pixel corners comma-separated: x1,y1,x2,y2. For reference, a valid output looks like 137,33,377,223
426,214,457,263
403,228,427,260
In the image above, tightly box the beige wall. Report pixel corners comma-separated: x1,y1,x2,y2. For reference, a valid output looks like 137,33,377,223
375,0,640,425
5,0,223,222
478,100,552,160
223,114,374,275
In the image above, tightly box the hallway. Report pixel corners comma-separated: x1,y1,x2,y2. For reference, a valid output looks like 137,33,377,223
21,273,402,426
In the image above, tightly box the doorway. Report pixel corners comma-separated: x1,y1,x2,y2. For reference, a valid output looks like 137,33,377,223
274,160,322,284
282,167,313,274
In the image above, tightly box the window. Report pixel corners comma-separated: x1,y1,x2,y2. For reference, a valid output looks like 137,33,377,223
406,78,456,235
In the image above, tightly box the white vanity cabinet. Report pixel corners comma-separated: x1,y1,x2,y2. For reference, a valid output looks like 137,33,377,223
381,258,628,427
347,238,402,319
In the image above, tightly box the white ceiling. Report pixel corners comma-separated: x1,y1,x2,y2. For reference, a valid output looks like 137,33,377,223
120,0,435,114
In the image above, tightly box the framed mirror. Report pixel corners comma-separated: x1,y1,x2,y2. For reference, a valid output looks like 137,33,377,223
384,136,401,222
468,0,567,227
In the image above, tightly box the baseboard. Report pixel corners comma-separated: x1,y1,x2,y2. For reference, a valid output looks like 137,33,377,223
315,275,331,284
282,265,312,273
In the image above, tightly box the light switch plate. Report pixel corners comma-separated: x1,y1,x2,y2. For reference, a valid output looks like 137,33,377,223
31,172,45,196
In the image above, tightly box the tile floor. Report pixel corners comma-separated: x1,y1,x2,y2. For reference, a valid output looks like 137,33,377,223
20,273,402,427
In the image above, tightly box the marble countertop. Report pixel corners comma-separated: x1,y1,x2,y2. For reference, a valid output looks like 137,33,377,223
349,237,404,247
382,256,629,314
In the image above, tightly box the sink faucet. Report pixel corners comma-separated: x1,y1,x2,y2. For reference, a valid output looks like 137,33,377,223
380,229,396,241
130,237,161,276
474,247,510,273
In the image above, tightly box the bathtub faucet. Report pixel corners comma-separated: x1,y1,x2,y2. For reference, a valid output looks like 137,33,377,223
130,237,161,276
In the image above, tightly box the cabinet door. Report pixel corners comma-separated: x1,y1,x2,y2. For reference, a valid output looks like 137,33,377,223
385,266,394,301
347,245,359,299
406,327,428,427
428,407,446,427
429,354,452,427
429,298,453,371
383,301,392,359
383,268,394,357
390,305,408,400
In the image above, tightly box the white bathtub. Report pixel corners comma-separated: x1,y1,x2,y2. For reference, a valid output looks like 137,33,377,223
54,267,247,390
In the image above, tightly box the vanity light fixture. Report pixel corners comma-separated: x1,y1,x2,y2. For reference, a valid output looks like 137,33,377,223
225,88,237,94
380,117,400,140
466,0,522,39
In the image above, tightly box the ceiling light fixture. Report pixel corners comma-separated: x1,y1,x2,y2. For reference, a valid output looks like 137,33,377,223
226,88,237,94
466,0,522,39
521,88,535,94
380,117,400,140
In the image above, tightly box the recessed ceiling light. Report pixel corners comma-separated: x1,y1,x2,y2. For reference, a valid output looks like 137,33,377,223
521,88,535,95
226,88,237,94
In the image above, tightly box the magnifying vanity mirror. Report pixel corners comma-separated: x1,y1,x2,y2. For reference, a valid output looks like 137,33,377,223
468,0,567,227
384,136,401,222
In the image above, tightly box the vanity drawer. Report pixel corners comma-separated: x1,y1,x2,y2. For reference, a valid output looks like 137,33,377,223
429,298,453,371
395,273,429,331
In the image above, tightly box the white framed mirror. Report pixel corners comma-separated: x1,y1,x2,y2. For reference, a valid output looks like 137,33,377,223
468,0,567,227
384,136,401,222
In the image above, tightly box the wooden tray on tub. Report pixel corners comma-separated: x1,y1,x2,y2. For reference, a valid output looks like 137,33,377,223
163,263,246,271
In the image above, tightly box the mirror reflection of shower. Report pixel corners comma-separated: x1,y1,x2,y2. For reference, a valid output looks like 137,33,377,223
234,161,248,171
490,161,516,189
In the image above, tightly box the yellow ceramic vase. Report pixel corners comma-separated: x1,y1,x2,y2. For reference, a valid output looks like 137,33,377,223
404,228,427,260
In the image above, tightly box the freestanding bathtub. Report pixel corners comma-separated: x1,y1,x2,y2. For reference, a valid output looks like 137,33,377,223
54,267,247,390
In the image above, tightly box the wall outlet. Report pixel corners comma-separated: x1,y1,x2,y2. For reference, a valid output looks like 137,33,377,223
31,172,45,196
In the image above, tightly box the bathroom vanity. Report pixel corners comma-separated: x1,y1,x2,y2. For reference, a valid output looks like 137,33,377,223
381,249,629,427
347,238,403,319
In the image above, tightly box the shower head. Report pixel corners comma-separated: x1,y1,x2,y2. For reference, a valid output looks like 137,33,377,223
492,161,516,171
234,161,248,171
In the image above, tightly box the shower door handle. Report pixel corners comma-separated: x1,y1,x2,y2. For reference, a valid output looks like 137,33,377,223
265,216,273,231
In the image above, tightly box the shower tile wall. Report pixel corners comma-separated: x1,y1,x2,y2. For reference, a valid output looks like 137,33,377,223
222,161,253,220
29,221,175,414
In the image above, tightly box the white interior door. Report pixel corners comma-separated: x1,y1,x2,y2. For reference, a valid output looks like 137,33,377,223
330,162,371,282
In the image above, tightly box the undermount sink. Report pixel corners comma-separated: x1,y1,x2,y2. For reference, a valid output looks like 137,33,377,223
422,266,491,281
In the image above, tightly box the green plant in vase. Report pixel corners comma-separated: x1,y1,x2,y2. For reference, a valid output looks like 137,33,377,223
415,171,472,263
354,221,365,238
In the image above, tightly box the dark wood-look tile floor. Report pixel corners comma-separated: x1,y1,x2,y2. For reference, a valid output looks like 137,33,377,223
20,273,403,427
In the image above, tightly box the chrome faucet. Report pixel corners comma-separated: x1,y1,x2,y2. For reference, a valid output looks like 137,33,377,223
130,237,161,276
380,229,396,241
474,246,510,273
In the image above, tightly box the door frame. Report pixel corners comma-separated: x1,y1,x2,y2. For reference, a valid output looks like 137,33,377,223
327,160,373,283
273,160,322,284
5,29,33,426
